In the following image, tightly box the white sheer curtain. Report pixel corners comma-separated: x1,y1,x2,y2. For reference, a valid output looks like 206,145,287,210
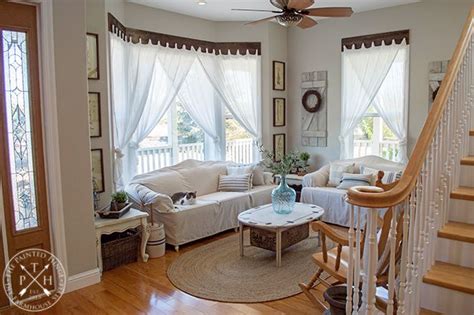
339,40,406,159
197,51,262,161
372,42,409,162
110,35,195,188
177,58,224,160
110,35,159,188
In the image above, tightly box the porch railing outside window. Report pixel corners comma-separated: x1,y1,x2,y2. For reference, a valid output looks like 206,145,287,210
137,138,254,174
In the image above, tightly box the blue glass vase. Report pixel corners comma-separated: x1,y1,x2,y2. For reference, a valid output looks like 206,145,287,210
272,175,296,214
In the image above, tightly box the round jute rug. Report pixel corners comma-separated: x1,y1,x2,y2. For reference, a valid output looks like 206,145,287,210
167,232,321,303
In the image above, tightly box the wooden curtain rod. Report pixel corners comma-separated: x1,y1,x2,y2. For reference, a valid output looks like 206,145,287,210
107,13,261,56
341,29,409,51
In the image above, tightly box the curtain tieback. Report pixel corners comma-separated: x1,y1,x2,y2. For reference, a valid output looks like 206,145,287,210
114,148,125,159
213,136,220,144
398,138,408,146
338,136,345,144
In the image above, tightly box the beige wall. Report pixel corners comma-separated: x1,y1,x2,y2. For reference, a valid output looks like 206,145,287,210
53,0,97,276
287,2,471,168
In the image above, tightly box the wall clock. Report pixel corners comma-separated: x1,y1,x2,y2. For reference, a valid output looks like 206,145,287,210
302,89,322,113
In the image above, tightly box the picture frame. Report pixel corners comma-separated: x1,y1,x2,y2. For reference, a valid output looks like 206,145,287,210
86,33,99,80
273,98,286,127
273,133,286,162
88,92,102,138
273,61,285,91
91,149,105,193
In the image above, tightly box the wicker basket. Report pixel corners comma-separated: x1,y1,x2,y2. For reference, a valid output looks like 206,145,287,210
101,229,139,271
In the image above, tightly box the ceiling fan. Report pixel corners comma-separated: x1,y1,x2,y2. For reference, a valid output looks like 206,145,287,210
232,0,353,29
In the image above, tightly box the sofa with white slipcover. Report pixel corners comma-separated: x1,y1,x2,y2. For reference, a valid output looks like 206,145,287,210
301,155,405,227
126,159,275,249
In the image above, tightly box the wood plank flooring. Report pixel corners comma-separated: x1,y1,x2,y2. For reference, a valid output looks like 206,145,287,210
1,230,329,315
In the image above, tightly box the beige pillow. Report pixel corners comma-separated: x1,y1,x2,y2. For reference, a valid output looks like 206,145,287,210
328,162,356,187
227,163,265,186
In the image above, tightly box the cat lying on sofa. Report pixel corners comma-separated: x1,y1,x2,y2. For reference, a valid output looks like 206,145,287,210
171,191,197,205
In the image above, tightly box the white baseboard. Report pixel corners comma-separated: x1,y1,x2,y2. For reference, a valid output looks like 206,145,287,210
66,268,101,293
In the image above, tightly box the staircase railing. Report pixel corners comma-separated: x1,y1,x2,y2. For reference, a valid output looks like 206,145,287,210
345,7,474,315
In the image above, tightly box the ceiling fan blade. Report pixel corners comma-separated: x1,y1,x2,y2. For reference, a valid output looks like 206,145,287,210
245,15,278,26
288,0,314,10
270,0,289,10
305,7,353,17
297,16,317,29
232,9,281,13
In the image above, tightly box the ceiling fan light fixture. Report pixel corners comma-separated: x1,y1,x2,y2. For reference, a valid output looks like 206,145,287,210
276,13,303,27
197,0,207,5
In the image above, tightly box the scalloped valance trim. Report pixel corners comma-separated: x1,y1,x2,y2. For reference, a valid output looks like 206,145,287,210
342,30,409,51
108,13,261,55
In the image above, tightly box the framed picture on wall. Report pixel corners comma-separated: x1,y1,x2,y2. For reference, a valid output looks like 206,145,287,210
88,92,101,138
91,149,105,193
86,33,99,80
273,61,285,91
273,98,286,127
273,133,286,162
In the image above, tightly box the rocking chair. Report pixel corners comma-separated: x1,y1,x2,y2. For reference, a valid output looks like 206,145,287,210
299,177,404,313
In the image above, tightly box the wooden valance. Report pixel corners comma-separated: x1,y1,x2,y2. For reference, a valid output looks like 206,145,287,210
108,13,261,55
341,30,409,51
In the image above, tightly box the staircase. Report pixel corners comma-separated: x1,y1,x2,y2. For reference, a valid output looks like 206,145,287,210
420,128,474,313
344,7,474,315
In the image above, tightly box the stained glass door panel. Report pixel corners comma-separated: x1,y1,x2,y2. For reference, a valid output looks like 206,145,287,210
0,2,51,261
2,30,38,231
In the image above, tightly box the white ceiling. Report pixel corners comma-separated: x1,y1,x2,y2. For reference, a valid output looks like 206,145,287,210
128,0,421,22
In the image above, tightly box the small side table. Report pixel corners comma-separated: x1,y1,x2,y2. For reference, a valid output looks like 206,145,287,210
95,208,150,273
276,174,305,202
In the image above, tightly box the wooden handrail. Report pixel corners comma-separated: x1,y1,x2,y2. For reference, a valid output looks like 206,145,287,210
347,7,474,208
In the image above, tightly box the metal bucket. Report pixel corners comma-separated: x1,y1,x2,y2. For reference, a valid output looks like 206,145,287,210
146,223,165,258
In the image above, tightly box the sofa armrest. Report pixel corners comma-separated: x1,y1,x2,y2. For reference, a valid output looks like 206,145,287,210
125,183,174,213
302,165,330,188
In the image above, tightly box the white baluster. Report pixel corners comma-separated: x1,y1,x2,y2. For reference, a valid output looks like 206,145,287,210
347,204,354,315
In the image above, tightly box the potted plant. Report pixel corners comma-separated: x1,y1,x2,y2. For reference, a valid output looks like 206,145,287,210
260,145,299,214
111,191,128,211
298,152,311,175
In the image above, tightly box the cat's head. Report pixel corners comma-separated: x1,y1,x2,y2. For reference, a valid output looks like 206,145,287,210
186,191,197,199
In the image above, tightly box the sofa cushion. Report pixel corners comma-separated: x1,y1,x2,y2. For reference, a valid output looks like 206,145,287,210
301,187,387,227
247,185,275,207
199,191,251,216
218,174,253,192
328,162,356,187
154,200,220,245
336,173,372,190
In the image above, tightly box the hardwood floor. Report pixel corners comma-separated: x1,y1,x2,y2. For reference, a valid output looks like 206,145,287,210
1,230,329,315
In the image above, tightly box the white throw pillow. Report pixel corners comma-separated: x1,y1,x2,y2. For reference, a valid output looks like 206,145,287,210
328,162,356,187
218,174,253,192
336,173,372,190
360,165,402,185
227,163,265,186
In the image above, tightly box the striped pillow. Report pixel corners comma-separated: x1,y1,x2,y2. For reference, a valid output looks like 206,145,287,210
336,173,372,190
218,174,253,192
360,165,403,185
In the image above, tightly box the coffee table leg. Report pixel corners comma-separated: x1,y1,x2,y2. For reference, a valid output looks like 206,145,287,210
276,229,282,267
239,223,244,257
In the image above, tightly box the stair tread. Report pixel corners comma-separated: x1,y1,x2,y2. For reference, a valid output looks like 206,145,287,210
470,130,474,136
438,221,474,243
423,261,474,294
420,308,442,315
461,156,474,166
451,186,474,201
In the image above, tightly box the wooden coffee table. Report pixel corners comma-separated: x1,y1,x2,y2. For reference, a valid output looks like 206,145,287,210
238,203,324,267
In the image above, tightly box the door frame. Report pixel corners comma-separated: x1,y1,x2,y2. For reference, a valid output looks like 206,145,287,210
0,0,68,276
